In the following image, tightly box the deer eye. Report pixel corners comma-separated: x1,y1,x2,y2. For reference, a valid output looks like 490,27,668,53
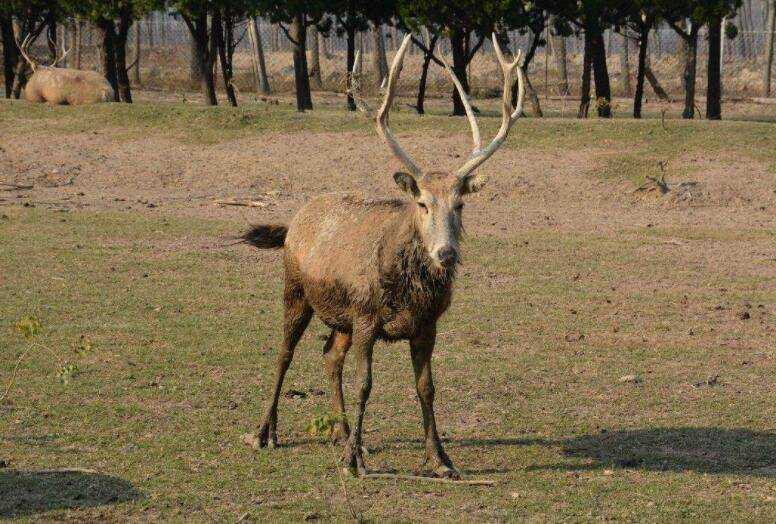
417,202,428,213
455,203,464,212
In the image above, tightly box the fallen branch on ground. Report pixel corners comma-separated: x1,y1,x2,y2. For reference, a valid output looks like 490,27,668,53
1,183,33,191
214,199,268,208
361,472,495,486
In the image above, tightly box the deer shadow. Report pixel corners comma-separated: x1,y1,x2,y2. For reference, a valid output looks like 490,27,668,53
0,469,142,518
377,427,775,477
521,427,776,476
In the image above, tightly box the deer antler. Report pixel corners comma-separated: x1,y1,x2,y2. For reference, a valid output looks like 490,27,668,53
375,34,422,177
348,49,373,115
48,34,72,67
15,33,38,72
439,55,481,156
453,33,525,179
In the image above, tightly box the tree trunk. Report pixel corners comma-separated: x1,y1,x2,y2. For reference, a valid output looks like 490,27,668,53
290,13,312,111
346,26,356,111
115,12,133,103
133,19,141,84
548,15,569,96
620,33,631,96
371,23,388,87
97,19,121,102
1,15,17,98
765,0,775,97
633,25,649,119
182,13,217,105
247,17,271,95
450,30,470,116
415,33,438,115
189,34,202,83
214,10,237,107
707,15,722,119
589,24,612,118
578,32,592,118
682,29,699,119
147,13,154,49
309,25,322,88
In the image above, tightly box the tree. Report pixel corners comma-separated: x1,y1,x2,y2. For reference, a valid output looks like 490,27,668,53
618,1,660,118
551,0,628,118
170,0,222,105
658,0,741,119
330,1,396,111
399,0,513,116
0,1,58,99
62,0,161,103
258,0,330,111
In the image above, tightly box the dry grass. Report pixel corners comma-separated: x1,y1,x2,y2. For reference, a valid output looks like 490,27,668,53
0,99,774,521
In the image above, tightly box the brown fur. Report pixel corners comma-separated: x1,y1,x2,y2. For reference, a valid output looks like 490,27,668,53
246,171,476,479
23,67,113,106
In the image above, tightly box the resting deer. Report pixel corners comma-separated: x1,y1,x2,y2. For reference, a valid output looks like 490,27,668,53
17,34,114,106
242,33,524,478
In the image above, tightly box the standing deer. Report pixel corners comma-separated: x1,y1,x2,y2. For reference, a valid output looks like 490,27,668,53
16,34,114,106
242,34,524,478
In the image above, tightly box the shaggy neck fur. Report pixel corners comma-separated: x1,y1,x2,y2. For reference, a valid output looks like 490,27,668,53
379,214,457,322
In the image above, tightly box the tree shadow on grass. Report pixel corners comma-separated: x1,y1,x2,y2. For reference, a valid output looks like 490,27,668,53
525,427,776,476
0,469,142,518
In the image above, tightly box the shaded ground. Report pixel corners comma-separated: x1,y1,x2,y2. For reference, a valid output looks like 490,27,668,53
0,99,774,521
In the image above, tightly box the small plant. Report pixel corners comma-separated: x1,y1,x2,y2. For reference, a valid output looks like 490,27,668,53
14,316,41,339
307,412,362,522
306,412,346,440
58,363,80,385
2,316,43,403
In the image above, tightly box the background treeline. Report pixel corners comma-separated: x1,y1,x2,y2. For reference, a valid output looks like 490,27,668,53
2,1,775,120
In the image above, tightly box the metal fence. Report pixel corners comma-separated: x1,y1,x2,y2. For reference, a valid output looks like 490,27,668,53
25,8,776,102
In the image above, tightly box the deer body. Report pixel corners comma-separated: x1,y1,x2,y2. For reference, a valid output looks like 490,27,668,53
285,193,454,341
24,67,114,105
16,34,113,106
244,34,525,479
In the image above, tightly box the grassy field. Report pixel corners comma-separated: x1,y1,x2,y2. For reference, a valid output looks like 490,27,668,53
1,98,775,521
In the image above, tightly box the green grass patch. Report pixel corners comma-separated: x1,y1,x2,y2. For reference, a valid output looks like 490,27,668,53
1,207,774,521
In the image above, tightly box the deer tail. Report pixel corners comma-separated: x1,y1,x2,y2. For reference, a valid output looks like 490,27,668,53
239,224,288,249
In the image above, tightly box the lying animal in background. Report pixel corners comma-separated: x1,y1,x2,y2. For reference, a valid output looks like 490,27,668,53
17,34,113,106
242,33,525,479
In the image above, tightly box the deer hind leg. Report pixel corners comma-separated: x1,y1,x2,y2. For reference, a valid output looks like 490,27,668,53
323,330,352,443
342,321,376,476
410,326,460,479
257,279,313,448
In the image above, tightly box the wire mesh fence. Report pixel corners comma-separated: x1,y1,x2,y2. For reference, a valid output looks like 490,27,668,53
16,9,776,103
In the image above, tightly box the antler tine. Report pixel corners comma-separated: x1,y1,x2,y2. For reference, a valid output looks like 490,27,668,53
15,33,37,71
348,49,373,114
49,37,72,68
376,33,422,177
455,33,525,179
439,54,481,155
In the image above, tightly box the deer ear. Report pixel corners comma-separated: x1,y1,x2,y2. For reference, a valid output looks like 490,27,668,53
393,172,419,197
460,173,488,195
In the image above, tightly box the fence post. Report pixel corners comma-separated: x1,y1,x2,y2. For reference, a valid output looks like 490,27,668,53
765,0,776,97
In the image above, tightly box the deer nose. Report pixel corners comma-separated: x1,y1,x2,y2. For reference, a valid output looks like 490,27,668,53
436,246,457,267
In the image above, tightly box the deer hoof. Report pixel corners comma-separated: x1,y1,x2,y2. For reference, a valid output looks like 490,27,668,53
432,464,461,480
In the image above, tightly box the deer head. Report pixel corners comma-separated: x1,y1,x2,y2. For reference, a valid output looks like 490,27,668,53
354,33,525,269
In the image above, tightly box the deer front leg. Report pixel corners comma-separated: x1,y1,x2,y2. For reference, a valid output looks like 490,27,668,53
323,330,351,443
342,322,376,476
411,326,460,479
